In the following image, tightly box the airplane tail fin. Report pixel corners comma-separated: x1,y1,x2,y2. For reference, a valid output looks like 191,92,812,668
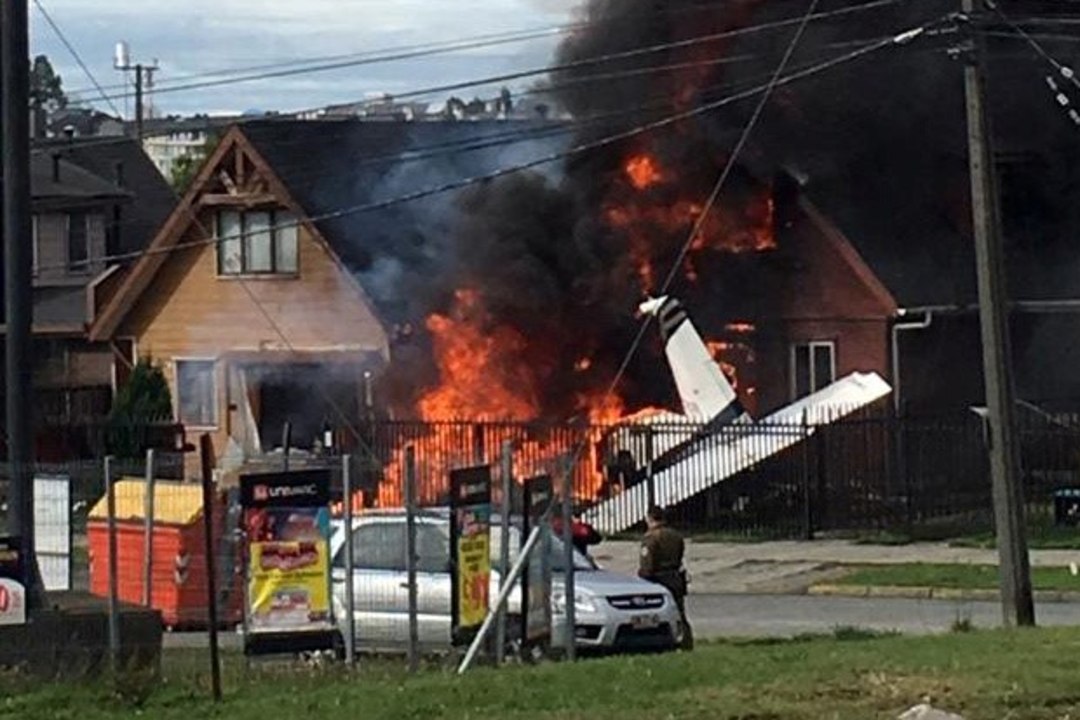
639,296,747,424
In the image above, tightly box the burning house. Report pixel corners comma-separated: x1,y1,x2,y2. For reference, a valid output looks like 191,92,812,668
91,0,1080,516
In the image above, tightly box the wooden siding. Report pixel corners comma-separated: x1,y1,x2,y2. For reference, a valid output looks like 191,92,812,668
117,206,388,469
34,211,107,282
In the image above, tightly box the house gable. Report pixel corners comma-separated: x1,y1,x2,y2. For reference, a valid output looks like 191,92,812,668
89,126,389,357
782,196,898,322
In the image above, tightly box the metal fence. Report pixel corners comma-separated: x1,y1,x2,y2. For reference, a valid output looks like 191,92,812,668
337,411,1080,539
4,408,1079,688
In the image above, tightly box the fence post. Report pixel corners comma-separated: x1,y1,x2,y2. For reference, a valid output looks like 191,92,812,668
495,440,512,664
105,455,120,675
472,423,485,465
282,421,292,472
142,449,156,607
404,446,419,674
199,435,222,703
645,426,656,512
341,454,357,667
801,411,813,541
815,422,829,531
457,526,542,675
561,457,576,662
895,408,914,537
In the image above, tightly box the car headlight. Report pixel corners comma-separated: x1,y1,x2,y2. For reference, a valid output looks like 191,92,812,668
552,589,598,615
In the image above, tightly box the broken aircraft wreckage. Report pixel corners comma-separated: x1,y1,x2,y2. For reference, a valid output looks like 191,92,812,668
583,296,891,534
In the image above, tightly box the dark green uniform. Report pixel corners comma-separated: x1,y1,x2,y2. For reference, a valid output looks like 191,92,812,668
638,524,693,649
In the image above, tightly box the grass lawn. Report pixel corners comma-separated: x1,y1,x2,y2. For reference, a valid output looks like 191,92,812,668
949,524,1080,550
7,628,1080,719
834,563,1080,592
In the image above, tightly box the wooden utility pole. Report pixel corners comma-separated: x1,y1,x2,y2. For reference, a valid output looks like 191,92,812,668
3,0,39,599
961,0,1035,627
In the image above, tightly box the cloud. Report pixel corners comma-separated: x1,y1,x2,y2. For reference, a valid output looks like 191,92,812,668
31,0,571,114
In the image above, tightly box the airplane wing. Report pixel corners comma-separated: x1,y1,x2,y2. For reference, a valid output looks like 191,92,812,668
582,372,891,534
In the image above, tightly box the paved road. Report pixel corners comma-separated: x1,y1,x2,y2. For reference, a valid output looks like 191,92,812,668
687,593,1080,638
163,594,1080,650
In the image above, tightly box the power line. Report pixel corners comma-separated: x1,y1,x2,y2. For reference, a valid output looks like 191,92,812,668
38,43,904,245
90,0,913,105
36,18,933,159
36,16,946,275
600,0,826,435
139,4,933,487
68,25,570,98
69,0,754,97
986,0,1080,90
984,1,1080,127
39,39,941,247
31,0,123,117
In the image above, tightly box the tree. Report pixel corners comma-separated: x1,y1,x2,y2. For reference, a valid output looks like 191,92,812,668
30,55,67,111
107,358,174,458
170,133,220,193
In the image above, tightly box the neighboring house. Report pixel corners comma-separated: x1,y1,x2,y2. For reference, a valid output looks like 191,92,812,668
137,115,241,180
711,168,1080,419
87,118,570,476
14,137,176,458
88,122,395,474
44,107,125,139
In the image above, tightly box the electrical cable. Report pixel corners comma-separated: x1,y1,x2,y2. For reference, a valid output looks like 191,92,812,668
91,0,913,104
32,0,123,117
33,22,943,275
595,0,825,457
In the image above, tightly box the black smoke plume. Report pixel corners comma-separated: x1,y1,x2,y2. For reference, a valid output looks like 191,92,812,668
377,0,1080,417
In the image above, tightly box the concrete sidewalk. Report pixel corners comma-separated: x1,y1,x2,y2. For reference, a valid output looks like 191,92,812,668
590,539,1080,595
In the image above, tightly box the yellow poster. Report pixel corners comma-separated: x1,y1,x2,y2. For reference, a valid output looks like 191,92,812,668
456,507,491,630
248,539,331,631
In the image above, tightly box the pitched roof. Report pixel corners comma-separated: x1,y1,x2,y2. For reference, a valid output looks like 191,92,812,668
30,151,129,205
34,137,178,256
238,118,568,323
805,178,978,309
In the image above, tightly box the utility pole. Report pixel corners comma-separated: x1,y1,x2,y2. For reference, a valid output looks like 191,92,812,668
134,64,143,141
961,0,1035,627
114,42,157,140
3,0,40,598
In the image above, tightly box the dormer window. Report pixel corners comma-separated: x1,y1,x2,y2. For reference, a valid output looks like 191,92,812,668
216,209,298,276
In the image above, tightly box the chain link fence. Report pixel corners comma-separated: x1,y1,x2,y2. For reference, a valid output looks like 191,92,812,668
3,407,1079,693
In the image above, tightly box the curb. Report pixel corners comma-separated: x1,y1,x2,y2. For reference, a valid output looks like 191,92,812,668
808,584,1080,603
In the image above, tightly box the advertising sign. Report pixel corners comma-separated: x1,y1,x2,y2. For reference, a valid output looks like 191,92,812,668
450,465,491,645
34,475,71,591
521,475,553,647
240,470,333,644
0,537,26,627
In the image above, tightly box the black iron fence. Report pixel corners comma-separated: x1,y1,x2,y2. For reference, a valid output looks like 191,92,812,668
339,409,1080,539
8,408,1079,543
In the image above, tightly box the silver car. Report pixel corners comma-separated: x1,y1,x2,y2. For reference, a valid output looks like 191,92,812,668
328,508,683,653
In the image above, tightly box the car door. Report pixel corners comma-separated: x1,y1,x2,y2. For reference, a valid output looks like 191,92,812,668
332,520,409,648
413,520,452,647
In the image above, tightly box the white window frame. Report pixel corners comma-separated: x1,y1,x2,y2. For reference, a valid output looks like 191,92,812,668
216,209,300,277
174,357,219,429
790,340,837,400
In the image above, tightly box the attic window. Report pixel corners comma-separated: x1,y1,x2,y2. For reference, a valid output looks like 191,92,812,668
217,209,298,276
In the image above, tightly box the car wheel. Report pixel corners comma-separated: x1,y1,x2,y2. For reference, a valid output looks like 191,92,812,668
674,620,694,651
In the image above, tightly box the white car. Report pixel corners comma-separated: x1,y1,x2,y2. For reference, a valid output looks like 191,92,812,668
329,508,683,653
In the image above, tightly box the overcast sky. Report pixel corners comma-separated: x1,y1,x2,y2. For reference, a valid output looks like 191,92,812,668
31,0,579,117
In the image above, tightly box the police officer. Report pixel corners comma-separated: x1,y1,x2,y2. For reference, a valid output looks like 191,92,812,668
638,505,693,650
